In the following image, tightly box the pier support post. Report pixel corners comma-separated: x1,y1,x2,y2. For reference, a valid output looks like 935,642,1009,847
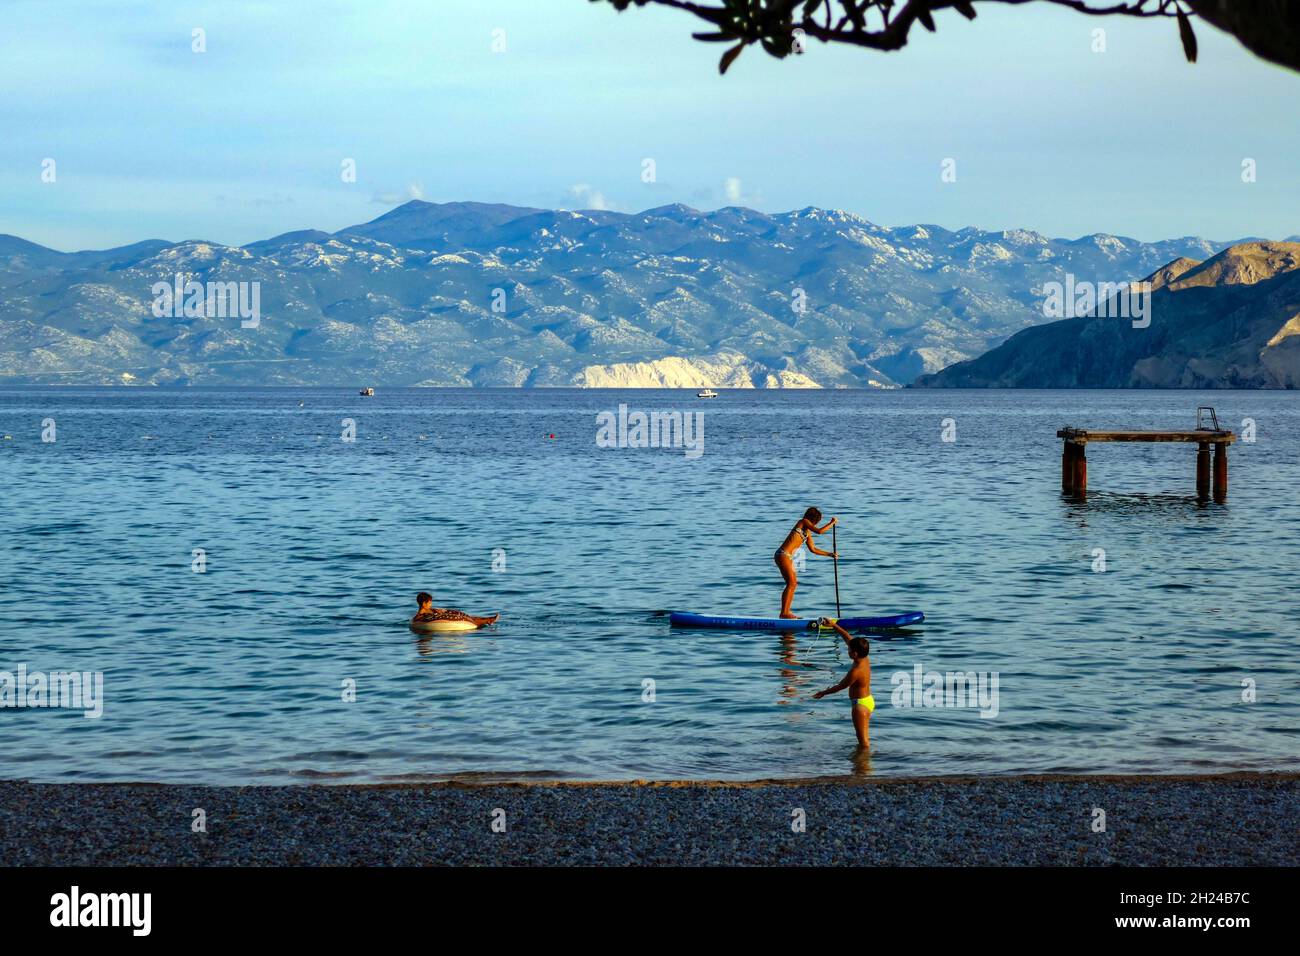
1071,443,1087,498
1057,421,1237,502
1213,442,1228,502
1196,442,1210,500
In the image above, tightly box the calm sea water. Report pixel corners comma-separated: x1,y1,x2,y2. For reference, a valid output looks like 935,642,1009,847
0,387,1297,783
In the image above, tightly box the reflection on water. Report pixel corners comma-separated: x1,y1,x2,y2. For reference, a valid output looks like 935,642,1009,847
776,630,816,705
850,745,873,777
415,633,474,657
1061,490,1227,522
0,386,1297,783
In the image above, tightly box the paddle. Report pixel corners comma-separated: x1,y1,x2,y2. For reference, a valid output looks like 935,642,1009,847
831,521,842,619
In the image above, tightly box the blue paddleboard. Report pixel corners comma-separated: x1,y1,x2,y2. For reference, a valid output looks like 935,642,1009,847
669,611,924,631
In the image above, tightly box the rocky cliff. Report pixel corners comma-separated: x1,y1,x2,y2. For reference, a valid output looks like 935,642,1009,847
917,242,1300,389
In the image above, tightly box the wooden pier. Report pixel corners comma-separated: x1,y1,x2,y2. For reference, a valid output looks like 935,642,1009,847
1057,408,1236,502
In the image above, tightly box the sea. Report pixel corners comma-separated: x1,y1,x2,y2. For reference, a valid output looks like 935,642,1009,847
0,386,1296,783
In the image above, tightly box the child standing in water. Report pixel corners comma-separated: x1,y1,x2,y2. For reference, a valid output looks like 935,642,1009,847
812,619,873,748
774,507,837,619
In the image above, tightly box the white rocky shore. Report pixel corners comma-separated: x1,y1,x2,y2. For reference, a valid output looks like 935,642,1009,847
571,350,822,388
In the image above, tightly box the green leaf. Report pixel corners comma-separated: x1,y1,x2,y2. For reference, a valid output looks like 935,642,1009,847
1176,7,1198,63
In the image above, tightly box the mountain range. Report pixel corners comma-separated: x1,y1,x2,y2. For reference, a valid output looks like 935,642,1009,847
918,242,1300,389
0,201,1285,387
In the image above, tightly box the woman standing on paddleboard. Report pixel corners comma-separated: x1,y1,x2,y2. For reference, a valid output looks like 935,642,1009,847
775,507,837,619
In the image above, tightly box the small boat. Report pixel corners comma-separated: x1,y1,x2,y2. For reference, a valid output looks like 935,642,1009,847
696,388,719,399
359,387,375,396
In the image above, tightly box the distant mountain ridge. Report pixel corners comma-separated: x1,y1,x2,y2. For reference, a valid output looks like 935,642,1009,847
917,242,1300,389
0,201,1258,386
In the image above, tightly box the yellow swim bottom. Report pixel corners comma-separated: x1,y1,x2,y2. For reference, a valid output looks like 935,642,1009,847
854,695,875,713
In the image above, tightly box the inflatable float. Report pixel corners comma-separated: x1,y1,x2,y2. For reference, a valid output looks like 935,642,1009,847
409,616,492,633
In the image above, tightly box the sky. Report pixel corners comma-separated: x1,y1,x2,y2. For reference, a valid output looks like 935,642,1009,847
3,0,1298,250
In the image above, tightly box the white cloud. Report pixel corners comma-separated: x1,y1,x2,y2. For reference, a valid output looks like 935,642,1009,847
566,183,613,211
371,182,426,205
724,177,743,203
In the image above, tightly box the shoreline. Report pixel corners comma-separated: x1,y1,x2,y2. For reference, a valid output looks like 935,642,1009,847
6,773,1296,866
6,769,1291,789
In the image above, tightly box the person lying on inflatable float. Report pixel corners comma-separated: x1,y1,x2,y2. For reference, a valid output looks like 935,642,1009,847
409,591,499,632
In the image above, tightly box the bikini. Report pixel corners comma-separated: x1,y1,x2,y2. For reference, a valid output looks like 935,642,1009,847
855,695,876,712
775,526,807,562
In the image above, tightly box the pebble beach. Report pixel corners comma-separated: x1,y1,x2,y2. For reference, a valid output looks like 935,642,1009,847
4,774,1295,867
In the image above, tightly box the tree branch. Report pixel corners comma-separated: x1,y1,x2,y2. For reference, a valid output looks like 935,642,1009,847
592,0,1209,71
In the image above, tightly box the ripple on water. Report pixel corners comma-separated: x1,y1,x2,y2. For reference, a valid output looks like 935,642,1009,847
0,387,1297,783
